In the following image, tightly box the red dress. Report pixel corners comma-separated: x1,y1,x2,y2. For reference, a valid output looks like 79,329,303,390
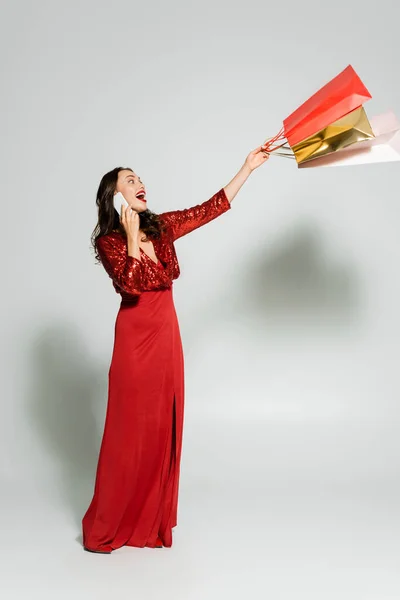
82,188,231,551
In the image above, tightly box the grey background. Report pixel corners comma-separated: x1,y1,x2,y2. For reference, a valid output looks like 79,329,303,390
1,0,400,598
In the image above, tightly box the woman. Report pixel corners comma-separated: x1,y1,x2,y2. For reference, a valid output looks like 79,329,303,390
82,145,270,553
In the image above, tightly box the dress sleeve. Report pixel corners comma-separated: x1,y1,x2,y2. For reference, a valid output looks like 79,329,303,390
96,235,143,295
158,187,231,242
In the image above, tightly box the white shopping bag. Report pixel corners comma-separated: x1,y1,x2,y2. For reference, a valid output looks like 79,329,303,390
298,111,400,167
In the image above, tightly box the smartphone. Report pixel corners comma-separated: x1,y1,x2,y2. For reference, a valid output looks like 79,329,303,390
113,191,130,216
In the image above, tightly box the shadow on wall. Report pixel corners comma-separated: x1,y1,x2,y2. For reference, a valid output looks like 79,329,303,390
243,223,361,325
192,221,363,336
27,325,108,529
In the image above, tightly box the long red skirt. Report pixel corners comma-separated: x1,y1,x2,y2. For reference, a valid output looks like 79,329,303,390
82,286,184,550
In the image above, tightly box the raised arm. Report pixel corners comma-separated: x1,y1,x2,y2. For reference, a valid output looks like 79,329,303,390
159,145,270,242
96,235,143,295
159,188,231,242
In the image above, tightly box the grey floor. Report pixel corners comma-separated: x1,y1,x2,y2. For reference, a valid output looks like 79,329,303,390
2,418,399,599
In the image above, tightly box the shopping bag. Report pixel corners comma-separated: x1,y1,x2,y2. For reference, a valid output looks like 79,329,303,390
298,112,400,167
263,65,372,154
291,106,374,164
284,64,372,147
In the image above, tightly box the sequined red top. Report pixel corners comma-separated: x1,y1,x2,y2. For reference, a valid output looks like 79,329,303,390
96,187,231,302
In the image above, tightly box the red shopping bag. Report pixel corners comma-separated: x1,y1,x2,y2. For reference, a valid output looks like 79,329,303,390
283,65,372,147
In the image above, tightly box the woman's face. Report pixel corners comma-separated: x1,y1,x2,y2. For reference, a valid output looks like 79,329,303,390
115,169,147,212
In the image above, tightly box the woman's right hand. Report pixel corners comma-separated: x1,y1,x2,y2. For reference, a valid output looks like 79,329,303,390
121,204,140,242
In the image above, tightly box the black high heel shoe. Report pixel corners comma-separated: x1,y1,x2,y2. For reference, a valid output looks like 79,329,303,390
84,546,112,554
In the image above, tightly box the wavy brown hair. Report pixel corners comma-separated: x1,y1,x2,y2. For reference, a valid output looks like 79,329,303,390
90,167,167,263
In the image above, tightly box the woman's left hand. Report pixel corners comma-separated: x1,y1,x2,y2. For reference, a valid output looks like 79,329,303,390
245,145,270,172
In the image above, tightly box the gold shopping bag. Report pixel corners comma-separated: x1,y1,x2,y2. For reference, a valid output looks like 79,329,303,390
291,106,375,164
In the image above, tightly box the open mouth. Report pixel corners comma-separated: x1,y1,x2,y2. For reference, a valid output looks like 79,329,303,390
136,191,146,201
